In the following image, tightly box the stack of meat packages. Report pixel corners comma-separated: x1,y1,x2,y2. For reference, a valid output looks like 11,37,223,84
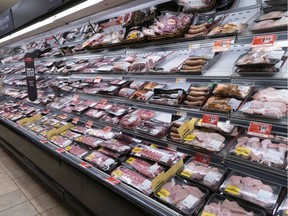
252,11,288,32
240,87,288,118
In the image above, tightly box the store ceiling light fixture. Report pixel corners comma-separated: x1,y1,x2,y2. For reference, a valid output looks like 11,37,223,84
0,0,104,44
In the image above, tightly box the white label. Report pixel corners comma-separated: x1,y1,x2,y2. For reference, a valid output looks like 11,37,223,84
180,194,199,209
208,139,223,150
256,189,272,203
61,140,71,147
267,50,285,59
228,98,241,110
103,158,115,167
120,146,131,151
237,86,250,93
266,149,283,163
140,179,151,191
160,154,170,163
128,115,137,123
204,171,221,184
149,164,161,174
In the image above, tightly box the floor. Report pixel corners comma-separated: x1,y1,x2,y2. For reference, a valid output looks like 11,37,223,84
0,144,78,216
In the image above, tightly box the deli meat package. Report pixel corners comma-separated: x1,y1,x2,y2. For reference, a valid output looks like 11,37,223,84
155,176,208,215
240,87,288,118
98,139,132,154
111,166,153,196
179,157,227,190
65,145,88,158
230,135,287,169
123,157,164,179
220,171,281,210
131,144,177,166
200,193,266,216
84,151,117,172
75,135,102,148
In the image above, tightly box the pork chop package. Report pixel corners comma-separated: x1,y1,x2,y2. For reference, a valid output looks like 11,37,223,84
50,135,73,148
230,135,287,169
98,139,132,154
111,166,153,196
123,157,164,179
65,144,88,158
131,144,177,166
71,126,90,134
136,120,170,138
276,195,288,216
75,135,102,148
219,171,281,211
119,114,142,129
84,151,117,172
98,147,122,159
155,176,208,215
86,129,115,140
178,157,227,191
200,193,266,216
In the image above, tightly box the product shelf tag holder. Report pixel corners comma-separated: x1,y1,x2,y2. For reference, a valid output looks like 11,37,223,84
106,177,121,185
247,121,272,138
194,152,211,166
252,34,277,47
212,39,233,52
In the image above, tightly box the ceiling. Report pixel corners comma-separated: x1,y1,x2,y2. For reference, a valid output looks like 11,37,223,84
0,0,19,14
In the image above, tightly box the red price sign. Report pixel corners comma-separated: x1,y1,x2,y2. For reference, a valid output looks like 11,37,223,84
85,120,93,128
252,34,277,47
103,126,112,132
72,117,79,124
248,122,272,138
79,161,92,169
202,114,219,127
195,152,211,165
55,148,65,154
212,39,232,52
40,139,48,144
106,177,121,185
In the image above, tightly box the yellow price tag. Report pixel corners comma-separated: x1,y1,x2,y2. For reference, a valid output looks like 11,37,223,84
132,147,143,153
285,210,288,215
201,212,216,216
178,118,197,138
184,134,195,141
180,168,193,177
225,185,241,195
65,146,72,151
113,170,122,178
235,147,251,157
157,189,171,198
150,144,158,149
85,154,94,161
60,131,67,136
127,158,135,164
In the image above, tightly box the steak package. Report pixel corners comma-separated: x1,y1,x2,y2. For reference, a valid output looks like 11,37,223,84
111,166,153,196
85,109,106,119
155,176,208,215
75,135,102,148
60,130,82,139
220,171,281,210
65,144,88,158
86,129,115,140
123,157,164,179
50,135,73,148
85,151,117,172
98,147,122,159
136,120,170,138
178,157,227,191
119,114,142,129
98,139,132,154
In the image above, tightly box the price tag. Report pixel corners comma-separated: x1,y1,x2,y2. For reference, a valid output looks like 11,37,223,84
248,122,272,138
189,43,200,49
103,126,112,132
252,34,277,47
225,185,240,195
157,189,171,198
195,152,211,165
132,147,143,153
112,170,123,178
55,148,65,153
212,39,232,52
79,161,92,169
85,120,93,128
235,147,251,157
202,212,216,216
176,78,186,83
72,117,79,124
180,168,193,177
127,157,135,164
176,111,187,117
202,114,219,128
94,76,102,83
72,95,79,102
178,118,197,138
106,177,121,185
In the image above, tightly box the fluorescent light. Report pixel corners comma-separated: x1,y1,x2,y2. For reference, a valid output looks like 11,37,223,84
0,0,104,44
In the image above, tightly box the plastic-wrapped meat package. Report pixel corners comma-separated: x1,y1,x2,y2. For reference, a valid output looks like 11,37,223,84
124,157,164,179
136,120,170,138
202,96,242,112
129,58,148,72
179,158,226,190
83,87,101,94
201,194,266,216
220,171,281,209
84,151,117,171
129,81,146,90
155,177,208,215
196,119,236,134
65,145,88,158
131,89,154,101
168,121,183,142
30,125,49,134
177,0,215,11
231,135,287,168
99,85,119,95
86,129,115,140
75,135,102,148
276,195,288,216
131,144,177,166
81,100,98,107
213,84,251,99
113,61,131,72
150,89,186,105
71,126,90,134
50,135,73,148
184,129,226,152
109,79,129,86
108,104,130,116
119,114,142,129
98,139,131,154
144,82,166,90
85,109,106,119
98,147,122,159
184,85,210,107
60,130,81,139
132,109,156,120
101,114,122,124
111,166,153,196
72,105,89,114
118,88,136,98
94,101,112,110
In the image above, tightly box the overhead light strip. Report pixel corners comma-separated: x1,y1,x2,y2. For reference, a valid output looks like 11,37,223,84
0,0,104,44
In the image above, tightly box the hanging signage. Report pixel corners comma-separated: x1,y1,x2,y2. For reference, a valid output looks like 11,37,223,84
0,10,14,36
24,53,37,101
248,121,272,138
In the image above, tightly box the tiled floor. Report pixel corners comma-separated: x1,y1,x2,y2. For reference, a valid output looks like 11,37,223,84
0,145,78,216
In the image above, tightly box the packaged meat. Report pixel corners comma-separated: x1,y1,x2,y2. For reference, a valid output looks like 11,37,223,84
149,89,186,106
81,100,98,107
118,88,135,98
119,114,142,129
100,114,122,124
111,166,153,196
98,147,122,159
136,120,170,138
185,23,208,39
62,106,74,113
155,176,208,215
213,84,252,99
123,157,164,179
131,144,177,166
60,130,81,139
98,139,131,154
108,105,130,116
208,23,246,36
144,82,166,90
94,101,112,110
276,195,288,216
72,105,89,114
178,157,227,191
86,129,115,140
30,125,50,134
109,79,130,86
85,109,106,119
130,89,154,101
202,96,242,112
168,121,183,142
184,129,226,152
50,135,73,148
75,135,102,148
132,109,156,120
230,135,287,169
71,126,90,134
184,84,211,107
113,61,131,72
129,81,146,90
85,151,117,172
196,118,236,134
177,0,216,11
257,11,286,21
251,17,288,32
200,193,266,216
65,145,88,158
220,171,281,210
99,85,119,95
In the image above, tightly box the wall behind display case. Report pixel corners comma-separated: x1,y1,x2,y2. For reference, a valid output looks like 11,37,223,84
0,10,14,36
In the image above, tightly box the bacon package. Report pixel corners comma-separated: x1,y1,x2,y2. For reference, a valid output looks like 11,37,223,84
85,151,117,172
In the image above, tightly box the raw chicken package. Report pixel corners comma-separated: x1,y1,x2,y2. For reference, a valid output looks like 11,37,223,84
202,96,242,113
98,139,132,154
219,171,281,210
213,84,252,99
230,135,287,169
200,193,266,216
136,120,170,138
111,166,153,196
178,157,227,191
131,144,177,166
123,157,164,179
65,144,88,158
196,119,236,135
84,151,117,172
50,135,73,148
276,195,288,216
240,87,288,119
75,135,102,148
155,176,208,215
